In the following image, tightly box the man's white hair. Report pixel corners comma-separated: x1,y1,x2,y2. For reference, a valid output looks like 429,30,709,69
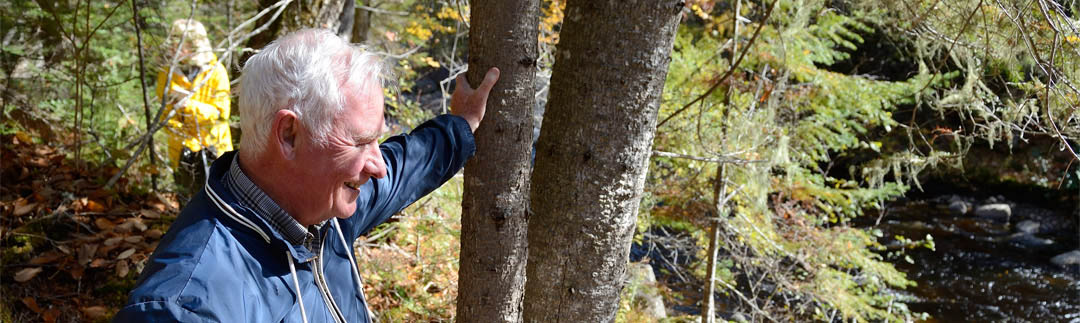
238,29,385,157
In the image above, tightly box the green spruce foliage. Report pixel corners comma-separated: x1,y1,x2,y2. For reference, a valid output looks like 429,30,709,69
652,0,946,321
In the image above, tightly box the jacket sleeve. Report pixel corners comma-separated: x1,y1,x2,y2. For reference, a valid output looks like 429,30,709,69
113,300,216,323
343,114,476,238
186,63,230,121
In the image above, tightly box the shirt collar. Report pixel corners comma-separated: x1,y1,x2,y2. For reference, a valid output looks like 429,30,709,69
224,153,313,245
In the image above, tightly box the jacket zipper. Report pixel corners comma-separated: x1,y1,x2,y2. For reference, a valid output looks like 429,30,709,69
315,233,348,323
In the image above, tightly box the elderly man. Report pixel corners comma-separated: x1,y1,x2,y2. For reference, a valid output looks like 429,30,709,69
115,29,499,322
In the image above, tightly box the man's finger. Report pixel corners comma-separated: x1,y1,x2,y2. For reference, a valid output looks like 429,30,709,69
477,67,500,95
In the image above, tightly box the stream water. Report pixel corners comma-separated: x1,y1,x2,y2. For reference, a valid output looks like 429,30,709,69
872,197,1080,322
633,195,1080,322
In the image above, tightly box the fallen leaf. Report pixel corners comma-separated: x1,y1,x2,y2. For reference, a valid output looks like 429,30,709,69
52,204,68,215
116,259,130,277
90,258,107,268
148,202,166,212
15,267,43,282
124,236,144,243
116,218,147,232
81,306,108,320
155,192,179,210
48,153,64,165
43,308,59,323
87,188,111,199
78,244,99,266
28,157,48,168
133,219,148,231
139,209,161,219
116,248,136,260
33,145,54,156
13,198,36,216
56,245,72,255
29,252,63,265
21,297,42,313
99,243,120,255
145,229,164,239
104,236,123,246
69,265,84,279
15,131,32,144
85,199,106,212
95,218,115,230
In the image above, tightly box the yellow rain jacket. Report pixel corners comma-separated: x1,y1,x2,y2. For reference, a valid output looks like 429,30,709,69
156,55,233,167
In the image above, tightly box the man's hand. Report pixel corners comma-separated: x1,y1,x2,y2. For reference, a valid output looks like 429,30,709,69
450,67,500,133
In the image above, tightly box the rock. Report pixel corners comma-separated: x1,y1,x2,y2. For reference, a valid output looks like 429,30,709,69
627,262,667,319
1051,250,1080,268
1015,220,1040,234
975,204,1011,222
1005,233,1054,248
948,200,972,215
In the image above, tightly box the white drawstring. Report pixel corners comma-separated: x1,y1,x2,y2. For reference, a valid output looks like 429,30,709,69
333,218,377,322
287,252,310,323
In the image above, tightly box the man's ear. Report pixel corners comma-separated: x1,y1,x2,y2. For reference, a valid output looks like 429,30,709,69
272,109,300,160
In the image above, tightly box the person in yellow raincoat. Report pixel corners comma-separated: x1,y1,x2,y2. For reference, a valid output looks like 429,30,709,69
156,19,233,196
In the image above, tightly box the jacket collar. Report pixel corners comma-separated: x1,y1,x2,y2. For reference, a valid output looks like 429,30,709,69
203,151,318,263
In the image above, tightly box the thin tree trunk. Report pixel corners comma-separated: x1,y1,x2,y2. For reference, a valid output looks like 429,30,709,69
131,0,157,191
456,0,539,322
703,1,741,319
522,1,682,321
702,163,726,323
336,0,354,41
350,0,371,43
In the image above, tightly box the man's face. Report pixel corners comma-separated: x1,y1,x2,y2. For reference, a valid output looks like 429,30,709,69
293,81,387,224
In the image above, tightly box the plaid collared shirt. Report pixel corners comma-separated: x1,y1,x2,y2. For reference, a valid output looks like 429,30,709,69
224,154,322,251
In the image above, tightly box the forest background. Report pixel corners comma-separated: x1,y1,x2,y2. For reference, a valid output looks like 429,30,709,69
1,0,1079,322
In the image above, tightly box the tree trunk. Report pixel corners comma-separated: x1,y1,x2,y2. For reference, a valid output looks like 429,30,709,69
279,0,347,32
336,0,355,41
522,1,682,322
456,0,539,322
350,1,371,43
702,163,726,323
243,0,347,63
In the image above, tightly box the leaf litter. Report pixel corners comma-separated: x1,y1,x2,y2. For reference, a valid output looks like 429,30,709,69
1,134,180,321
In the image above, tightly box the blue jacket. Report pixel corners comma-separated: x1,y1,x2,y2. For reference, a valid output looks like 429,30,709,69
115,115,475,322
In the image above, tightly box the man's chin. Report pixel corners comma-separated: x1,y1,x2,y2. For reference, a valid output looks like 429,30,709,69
334,205,359,219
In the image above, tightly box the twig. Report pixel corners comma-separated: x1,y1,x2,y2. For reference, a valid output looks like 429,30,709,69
650,150,763,164
214,0,293,66
358,4,409,16
715,273,777,322
911,0,984,105
656,0,778,129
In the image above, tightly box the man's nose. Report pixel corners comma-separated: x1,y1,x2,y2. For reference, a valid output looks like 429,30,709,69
363,146,387,179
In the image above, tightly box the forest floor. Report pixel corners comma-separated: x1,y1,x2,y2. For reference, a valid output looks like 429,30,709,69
0,133,178,322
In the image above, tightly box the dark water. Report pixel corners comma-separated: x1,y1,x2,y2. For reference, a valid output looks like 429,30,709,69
874,199,1080,322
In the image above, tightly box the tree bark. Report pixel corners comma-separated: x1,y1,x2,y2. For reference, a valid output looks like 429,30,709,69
242,0,347,65
522,1,682,322
456,0,539,322
279,0,347,32
336,0,355,41
350,1,371,43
